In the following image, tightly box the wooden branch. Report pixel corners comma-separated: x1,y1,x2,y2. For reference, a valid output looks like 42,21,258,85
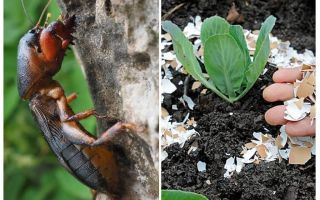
57,0,159,199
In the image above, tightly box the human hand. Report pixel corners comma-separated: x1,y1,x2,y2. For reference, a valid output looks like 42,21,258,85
262,68,315,136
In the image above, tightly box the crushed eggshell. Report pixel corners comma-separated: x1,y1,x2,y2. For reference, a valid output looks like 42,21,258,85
295,98,305,109
188,141,198,154
311,143,316,155
262,134,272,143
289,146,311,165
279,126,288,146
192,81,202,90
284,98,311,121
162,52,176,61
224,125,314,178
270,41,278,49
226,3,242,23
197,161,206,172
168,60,178,69
161,78,177,94
245,142,256,149
256,144,268,159
172,104,178,110
242,148,256,163
279,149,290,160
269,45,315,68
254,159,261,165
296,81,314,98
310,105,315,120
161,114,199,150
160,41,172,51
182,95,196,110
163,67,173,79
301,64,314,71
306,72,315,85
176,125,186,133
163,33,172,41
201,89,207,94
224,157,236,178
183,20,201,38
224,157,245,178
161,107,169,118
289,136,315,149
236,157,244,173
197,47,204,57
275,135,283,148
187,117,197,126
161,150,168,162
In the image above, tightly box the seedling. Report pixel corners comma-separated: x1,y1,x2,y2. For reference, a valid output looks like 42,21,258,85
162,190,208,200
162,16,276,103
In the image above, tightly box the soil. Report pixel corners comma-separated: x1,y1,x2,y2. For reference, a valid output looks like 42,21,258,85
161,1,315,199
161,0,315,53
162,65,315,199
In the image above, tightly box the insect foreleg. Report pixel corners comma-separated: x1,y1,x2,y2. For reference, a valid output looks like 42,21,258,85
63,109,96,122
61,120,138,147
66,92,77,103
91,122,139,146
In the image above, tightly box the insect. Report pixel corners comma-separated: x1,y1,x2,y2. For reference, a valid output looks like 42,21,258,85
17,2,137,198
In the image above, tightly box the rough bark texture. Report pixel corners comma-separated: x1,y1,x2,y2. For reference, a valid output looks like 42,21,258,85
57,0,159,199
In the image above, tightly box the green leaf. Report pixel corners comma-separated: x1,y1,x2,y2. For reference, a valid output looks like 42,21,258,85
229,25,251,70
162,21,232,103
254,16,277,60
245,16,276,85
34,172,57,200
229,16,276,101
4,84,20,121
52,191,77,200
164,16,275,103
48,0,61,19
204,34,245,98
55,169,91,199
200,16,230,45
4,173,26,200
162,21,204,81
162,190,208,200
22,188,39,200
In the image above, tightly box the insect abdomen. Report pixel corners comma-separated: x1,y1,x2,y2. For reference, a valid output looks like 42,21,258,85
61,144,107,191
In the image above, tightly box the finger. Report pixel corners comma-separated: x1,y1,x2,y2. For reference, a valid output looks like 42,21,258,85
273,68,302,83
285,118,315,136
263,83,294,102
265,105,288,125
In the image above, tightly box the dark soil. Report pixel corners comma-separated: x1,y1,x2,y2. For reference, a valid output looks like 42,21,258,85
161,1,315,199
162,0,315,53
162,65,315,199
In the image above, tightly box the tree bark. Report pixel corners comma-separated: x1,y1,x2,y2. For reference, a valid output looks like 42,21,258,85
57,0,159,199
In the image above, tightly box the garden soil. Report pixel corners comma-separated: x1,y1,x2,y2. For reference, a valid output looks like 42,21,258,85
161,0,315,199
162,0,315,52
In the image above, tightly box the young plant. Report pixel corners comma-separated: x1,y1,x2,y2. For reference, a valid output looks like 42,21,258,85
162,190,208,200
162,16,276,103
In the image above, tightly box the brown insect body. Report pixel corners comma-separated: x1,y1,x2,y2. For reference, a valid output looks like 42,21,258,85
18,15,134,198
29,89,127,195
17,16,74,100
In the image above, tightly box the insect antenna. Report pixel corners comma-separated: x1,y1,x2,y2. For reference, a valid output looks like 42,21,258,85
36,0,52,27
20,0,34,25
